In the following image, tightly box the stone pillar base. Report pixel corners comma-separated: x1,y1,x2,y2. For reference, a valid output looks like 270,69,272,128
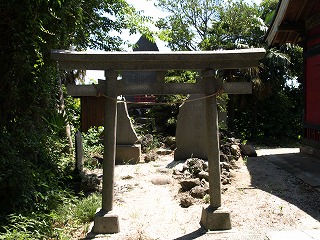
92,208,120,234
200,205,231,231
116,144,141,164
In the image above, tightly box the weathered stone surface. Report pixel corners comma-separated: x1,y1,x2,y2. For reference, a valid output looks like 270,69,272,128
180,195,194,208
116,144,141,164
220,162,231,172
201,179,209,189
144,151,159,163
200,206,232,230
75,131,84,172
156,148,172,155
185,158,206,175
190,186,207,199
116,101,138,145
173,169,183,175
174,95,208,160
220,153,229,162
80,172,102,193
151,175,173,185
197,171,209,181
93,209,120,234
240,144,257,157
180,178,201,191
230,144,241,159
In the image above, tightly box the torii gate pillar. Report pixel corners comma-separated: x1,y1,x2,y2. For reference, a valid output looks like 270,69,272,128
200,71,231,230
92,70,120,234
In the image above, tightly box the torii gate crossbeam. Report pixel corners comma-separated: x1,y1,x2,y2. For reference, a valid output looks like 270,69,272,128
51,49,265,234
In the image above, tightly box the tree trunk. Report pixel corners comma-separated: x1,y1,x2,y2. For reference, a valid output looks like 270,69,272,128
58,71,73,154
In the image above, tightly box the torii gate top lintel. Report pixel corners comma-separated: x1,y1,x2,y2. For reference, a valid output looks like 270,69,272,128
51,48,265,71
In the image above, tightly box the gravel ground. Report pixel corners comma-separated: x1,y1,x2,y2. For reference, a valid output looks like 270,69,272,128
88,149,320,240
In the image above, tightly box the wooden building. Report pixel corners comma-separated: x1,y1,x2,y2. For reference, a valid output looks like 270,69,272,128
266,0,320,157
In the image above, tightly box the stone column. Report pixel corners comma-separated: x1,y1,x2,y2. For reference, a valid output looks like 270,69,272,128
200,70,231,230
93,70,120,234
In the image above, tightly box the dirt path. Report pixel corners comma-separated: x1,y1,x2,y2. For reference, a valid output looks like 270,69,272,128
90,150,320,240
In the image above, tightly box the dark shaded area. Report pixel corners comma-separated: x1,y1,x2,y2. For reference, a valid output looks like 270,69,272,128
246,152,320,222
174,227,207,240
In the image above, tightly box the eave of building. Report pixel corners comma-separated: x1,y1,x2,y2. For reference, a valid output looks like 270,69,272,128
266,0,317,46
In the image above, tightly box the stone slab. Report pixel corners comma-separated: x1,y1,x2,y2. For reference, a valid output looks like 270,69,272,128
116,101,138,145
116,144,141,164
200,205,232,231
175,95,208,160
92,208,119,234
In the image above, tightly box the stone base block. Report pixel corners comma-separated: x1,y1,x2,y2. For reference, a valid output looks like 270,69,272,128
200,205,231,231
92,208,120,234
116,144,141,164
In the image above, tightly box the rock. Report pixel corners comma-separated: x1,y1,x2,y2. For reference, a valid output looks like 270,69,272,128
180,178,201,191
157,168,171,174
227,154,235,161
190,186,207,199
144,151,159,162
201,179,209,188
151,175,173,185
80,173,102,192
202,161,208,171
240,144,257,157
164,136,176,147
220,162,231,171
173,163,184,172
173,169,183,175
185,158,205,175
180,195,194,208
183,170,192,178
221,145,231,155
220,153,229,162
221,177,230,185
229,170,236,178
230,144,241,159
222,171,230,177
230,160,238,168
197,171,209,181
156,148,172,155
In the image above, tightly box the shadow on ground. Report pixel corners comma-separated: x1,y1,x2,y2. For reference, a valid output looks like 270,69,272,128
173,227,207,240
246,151,320,222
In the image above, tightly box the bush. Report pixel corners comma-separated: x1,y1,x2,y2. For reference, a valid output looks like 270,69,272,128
82,127,104,169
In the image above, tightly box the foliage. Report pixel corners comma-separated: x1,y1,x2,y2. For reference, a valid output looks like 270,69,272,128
156,0,221,50
155,0,303,142
51,193,101,238
208,0,266,50
146,70,196,135
234,85,303,142
82,127,104,168
0,0,152,237
259,0,279,26
0,193,101,239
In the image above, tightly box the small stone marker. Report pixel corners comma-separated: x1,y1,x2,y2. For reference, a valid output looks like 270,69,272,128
75,131,84,172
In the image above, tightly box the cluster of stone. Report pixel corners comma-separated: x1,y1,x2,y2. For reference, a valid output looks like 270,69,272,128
174,135,245,207
78,170,103,194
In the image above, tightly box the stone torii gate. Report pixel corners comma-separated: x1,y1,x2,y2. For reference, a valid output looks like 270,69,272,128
51,49,265,234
